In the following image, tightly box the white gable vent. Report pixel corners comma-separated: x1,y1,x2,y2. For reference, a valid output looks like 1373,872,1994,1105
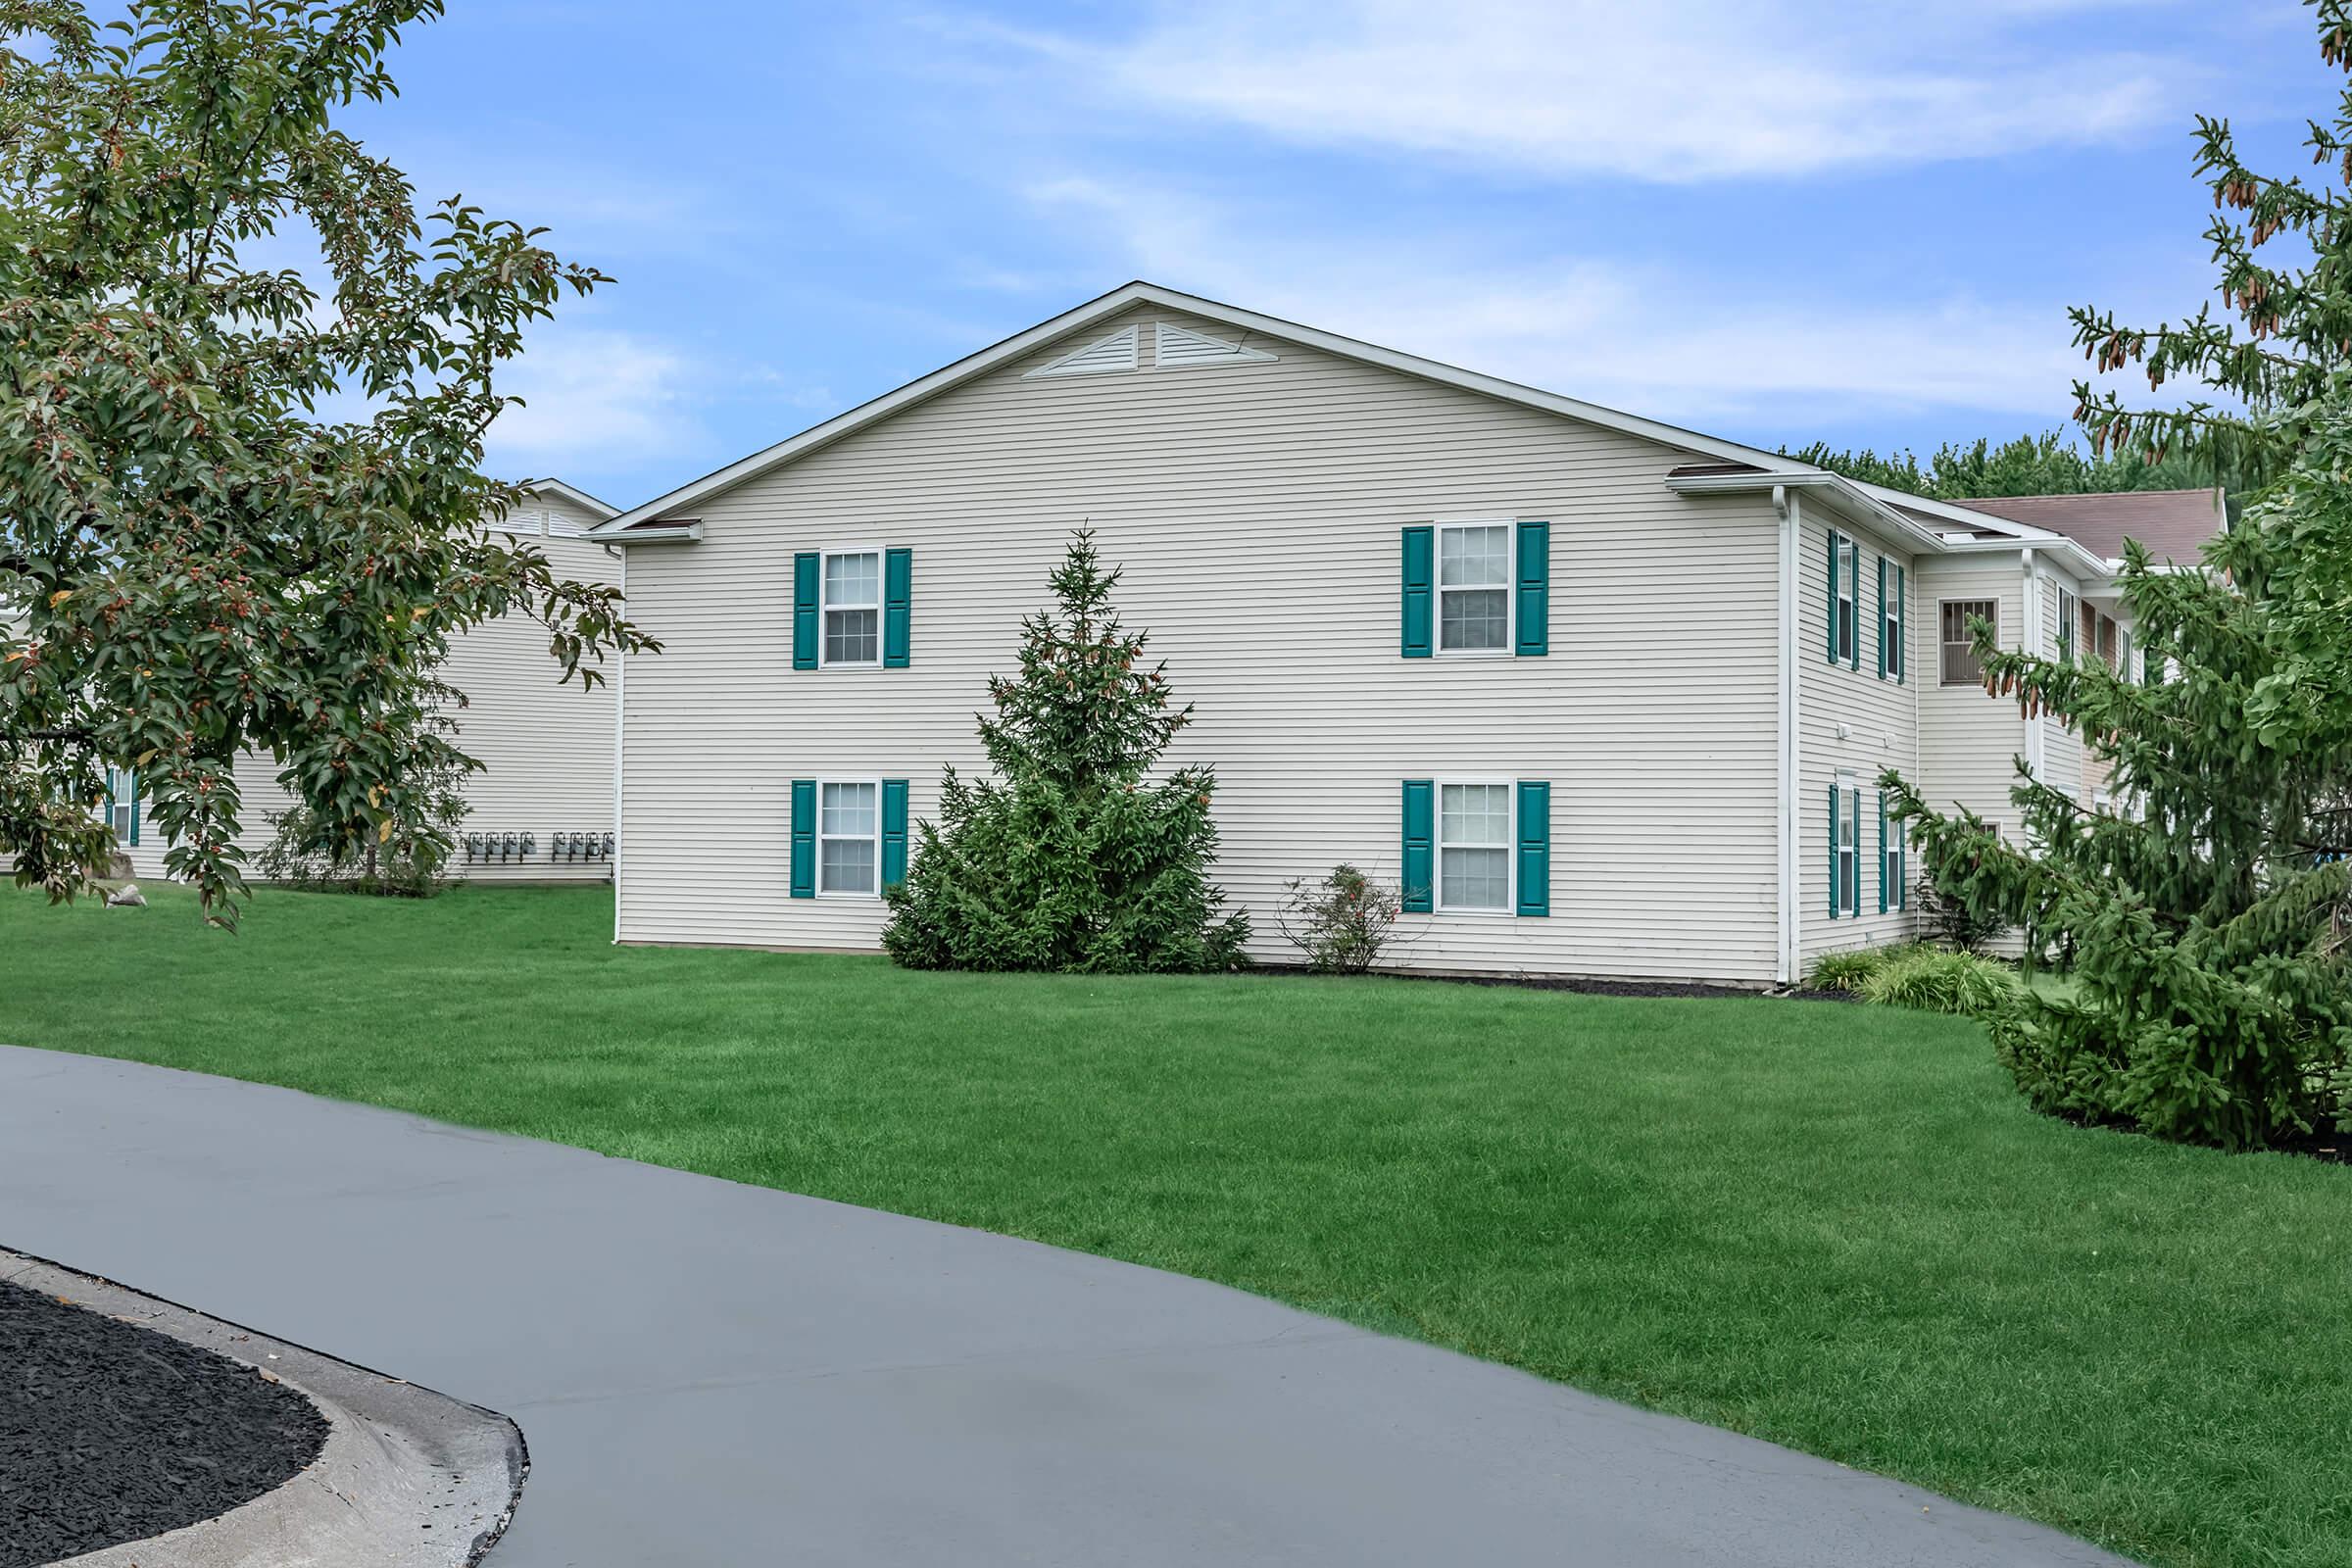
1025,324,1140,379
1154,321,1278,368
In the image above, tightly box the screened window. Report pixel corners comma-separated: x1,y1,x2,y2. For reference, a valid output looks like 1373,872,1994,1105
1831,533,1857,664
1439,782,1511,910
1438,523,1510,653
818,780,878,895
1940,600,1997,686
822,551,881,666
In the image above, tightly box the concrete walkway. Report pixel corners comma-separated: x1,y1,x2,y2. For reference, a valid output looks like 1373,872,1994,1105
0,1046,2132,1567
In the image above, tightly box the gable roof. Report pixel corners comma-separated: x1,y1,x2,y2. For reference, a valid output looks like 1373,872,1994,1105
520,476,621,520
584,280,2105,576
1944,489,2224,565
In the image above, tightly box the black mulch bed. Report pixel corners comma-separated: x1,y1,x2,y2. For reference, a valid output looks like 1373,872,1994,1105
0,1276,328,1568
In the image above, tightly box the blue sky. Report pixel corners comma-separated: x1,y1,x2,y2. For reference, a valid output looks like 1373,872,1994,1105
338,0,2329,507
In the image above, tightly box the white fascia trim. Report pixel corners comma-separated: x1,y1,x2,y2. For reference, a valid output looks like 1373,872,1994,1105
521,477,622,520
592,280,1828,541
1932,533,2116,586
1667,469,1951,559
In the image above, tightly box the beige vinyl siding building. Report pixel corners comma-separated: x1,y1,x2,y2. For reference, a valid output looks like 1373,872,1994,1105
596,282,2159,985
100,480,619,887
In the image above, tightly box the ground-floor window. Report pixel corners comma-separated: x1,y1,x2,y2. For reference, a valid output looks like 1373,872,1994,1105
1881,794,1906,912
1832,778,1861,916
818,780,879,895
1439,781,1512,911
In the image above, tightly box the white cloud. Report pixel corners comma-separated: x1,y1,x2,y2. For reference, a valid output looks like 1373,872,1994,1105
484,325,702,471
1029,176,2093,425
1017,0,2190,182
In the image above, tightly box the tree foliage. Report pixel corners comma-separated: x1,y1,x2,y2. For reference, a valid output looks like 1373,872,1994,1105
1788,429,2230,501
883,530,1249,973
0,0,654,925
1886,1,2352,1150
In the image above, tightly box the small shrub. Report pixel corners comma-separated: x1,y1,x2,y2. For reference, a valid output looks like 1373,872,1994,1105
1861,948,2019,1017
1805,949,1886,993
1914,873,2008,955
1276,864,1402,973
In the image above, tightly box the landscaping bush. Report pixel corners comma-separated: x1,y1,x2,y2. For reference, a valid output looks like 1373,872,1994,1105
1913,873,2008,956
1804,949,1886,993
1276,864,1403,973
1860,949,2019,1017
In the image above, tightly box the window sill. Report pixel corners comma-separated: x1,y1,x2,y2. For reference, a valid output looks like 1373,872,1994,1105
1432,648,1513,661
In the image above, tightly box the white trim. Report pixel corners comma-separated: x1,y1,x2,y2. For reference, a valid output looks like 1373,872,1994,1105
1433,517,1516,658
592,280,1830,541
612,545,626,945
814,777,884,898
1834,771,1862,919
816,547,884,669
1775,485,1799,985
1434,777,1516,914
2023,552,2046,781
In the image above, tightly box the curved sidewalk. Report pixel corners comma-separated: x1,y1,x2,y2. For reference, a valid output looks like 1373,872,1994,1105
0,1046,2132,1567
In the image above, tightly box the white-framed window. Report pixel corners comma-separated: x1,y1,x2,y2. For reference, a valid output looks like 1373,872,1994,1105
96,766,134,840
2119,627,2134,681
1838,778,1862,916
817,779,880,895
1881,565,1903,679
1940,599,1997,686
1437,520,1512,654
1830,532,1858,665
821,550,882,666
2053,584,2079,663
1882,794,1906,911
1437,780,1513,911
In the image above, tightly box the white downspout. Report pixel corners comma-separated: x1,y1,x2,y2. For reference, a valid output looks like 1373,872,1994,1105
1775,484,1800,986
608,541,627,946
2021,549,2043,783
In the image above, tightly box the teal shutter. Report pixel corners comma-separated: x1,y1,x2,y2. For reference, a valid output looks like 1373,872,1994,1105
790,779,815,898
127,769,139,846
1401,527,1434,658
1825,531,1839,662
1401,780,1434,912
1827,784,1840,918
1514,780,1549,916
881,779,908,888
1894,564,1907,684
1877,791,1887,913
1513,520,1548,657
792,553,819,670
883,548,912,668
1875,556,1887,678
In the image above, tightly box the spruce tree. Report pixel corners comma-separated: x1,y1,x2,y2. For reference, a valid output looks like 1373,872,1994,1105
882,530,1249,973
1886,0,2352,1150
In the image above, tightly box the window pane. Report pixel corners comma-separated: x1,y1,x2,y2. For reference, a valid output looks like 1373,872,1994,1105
1440,588,1508,650
1441,846,1509,909
1441,783,1510,846
821,781,875,836
824,552,878,608
820,837,876,894
1940,601,1993,686
1439,525,1509,586
825,607,879,663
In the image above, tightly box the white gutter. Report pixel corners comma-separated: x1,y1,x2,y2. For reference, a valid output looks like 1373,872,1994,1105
1774,484,1801,985
601,521,703,546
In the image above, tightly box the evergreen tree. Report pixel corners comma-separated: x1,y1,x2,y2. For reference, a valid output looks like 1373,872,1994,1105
1790,429,2231,501
883,530,1249,973
1886,0,2352,1151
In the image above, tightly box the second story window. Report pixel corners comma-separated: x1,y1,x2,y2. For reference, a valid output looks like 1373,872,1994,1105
2054,584,2079,663
1827,531,1859,667
1438,522,1511,653
1940,599,1997,686
823,551,880,666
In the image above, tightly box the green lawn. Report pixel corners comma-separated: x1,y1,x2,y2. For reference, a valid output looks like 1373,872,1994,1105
6,885,2346,1568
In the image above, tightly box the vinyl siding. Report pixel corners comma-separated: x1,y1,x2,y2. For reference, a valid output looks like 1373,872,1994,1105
1915,559,2031,842
615,307,1785,981
2035,563,2089,807
1798,509,1922,965
99,491,617,887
